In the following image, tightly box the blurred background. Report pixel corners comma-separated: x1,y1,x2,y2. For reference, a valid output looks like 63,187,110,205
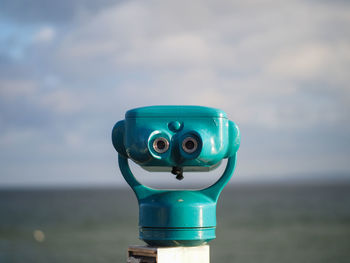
0,0,349,262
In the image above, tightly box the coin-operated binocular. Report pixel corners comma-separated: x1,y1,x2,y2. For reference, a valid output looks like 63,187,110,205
112,106,240,247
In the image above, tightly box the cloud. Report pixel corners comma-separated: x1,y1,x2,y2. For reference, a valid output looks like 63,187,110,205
1,0,350,186
0,0,124,24
33,26,56,43
40,89,85,114
266,44,331,78
0,79,38,98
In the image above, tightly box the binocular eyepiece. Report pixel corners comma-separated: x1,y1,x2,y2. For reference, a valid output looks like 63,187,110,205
153,137,169,153
153,136,199,155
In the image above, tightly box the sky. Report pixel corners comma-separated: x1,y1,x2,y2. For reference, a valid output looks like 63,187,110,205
0,0,350,187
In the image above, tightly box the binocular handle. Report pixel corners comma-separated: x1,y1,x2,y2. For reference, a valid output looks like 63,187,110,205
118,154,237,201
199,154,237,201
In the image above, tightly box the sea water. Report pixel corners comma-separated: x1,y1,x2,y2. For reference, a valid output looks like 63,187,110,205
0,183,349,263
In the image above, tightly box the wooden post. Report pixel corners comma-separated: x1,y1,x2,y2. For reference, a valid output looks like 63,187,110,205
127,245,210,263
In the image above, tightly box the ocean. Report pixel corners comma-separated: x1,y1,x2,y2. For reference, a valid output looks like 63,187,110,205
1,182,349,262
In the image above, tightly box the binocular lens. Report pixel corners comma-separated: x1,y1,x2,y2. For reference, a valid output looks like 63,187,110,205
153,137,169,153
182,137,198,153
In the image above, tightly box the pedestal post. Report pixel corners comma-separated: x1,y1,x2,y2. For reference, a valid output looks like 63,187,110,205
127,245,210,263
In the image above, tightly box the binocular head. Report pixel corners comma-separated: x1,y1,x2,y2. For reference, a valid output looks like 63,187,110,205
112,105,240,179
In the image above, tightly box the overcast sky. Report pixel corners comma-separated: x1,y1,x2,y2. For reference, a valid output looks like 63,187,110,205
1,0,349,187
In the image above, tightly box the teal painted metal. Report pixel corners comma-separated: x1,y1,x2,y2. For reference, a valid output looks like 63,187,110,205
112,105,240,247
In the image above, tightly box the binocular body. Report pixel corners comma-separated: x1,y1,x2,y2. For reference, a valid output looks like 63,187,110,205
112,106,240,246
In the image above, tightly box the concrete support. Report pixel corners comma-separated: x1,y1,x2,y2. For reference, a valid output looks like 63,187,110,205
127,245,210,263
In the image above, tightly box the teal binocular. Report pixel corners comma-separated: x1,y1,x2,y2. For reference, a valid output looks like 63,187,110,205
112,105,240,246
